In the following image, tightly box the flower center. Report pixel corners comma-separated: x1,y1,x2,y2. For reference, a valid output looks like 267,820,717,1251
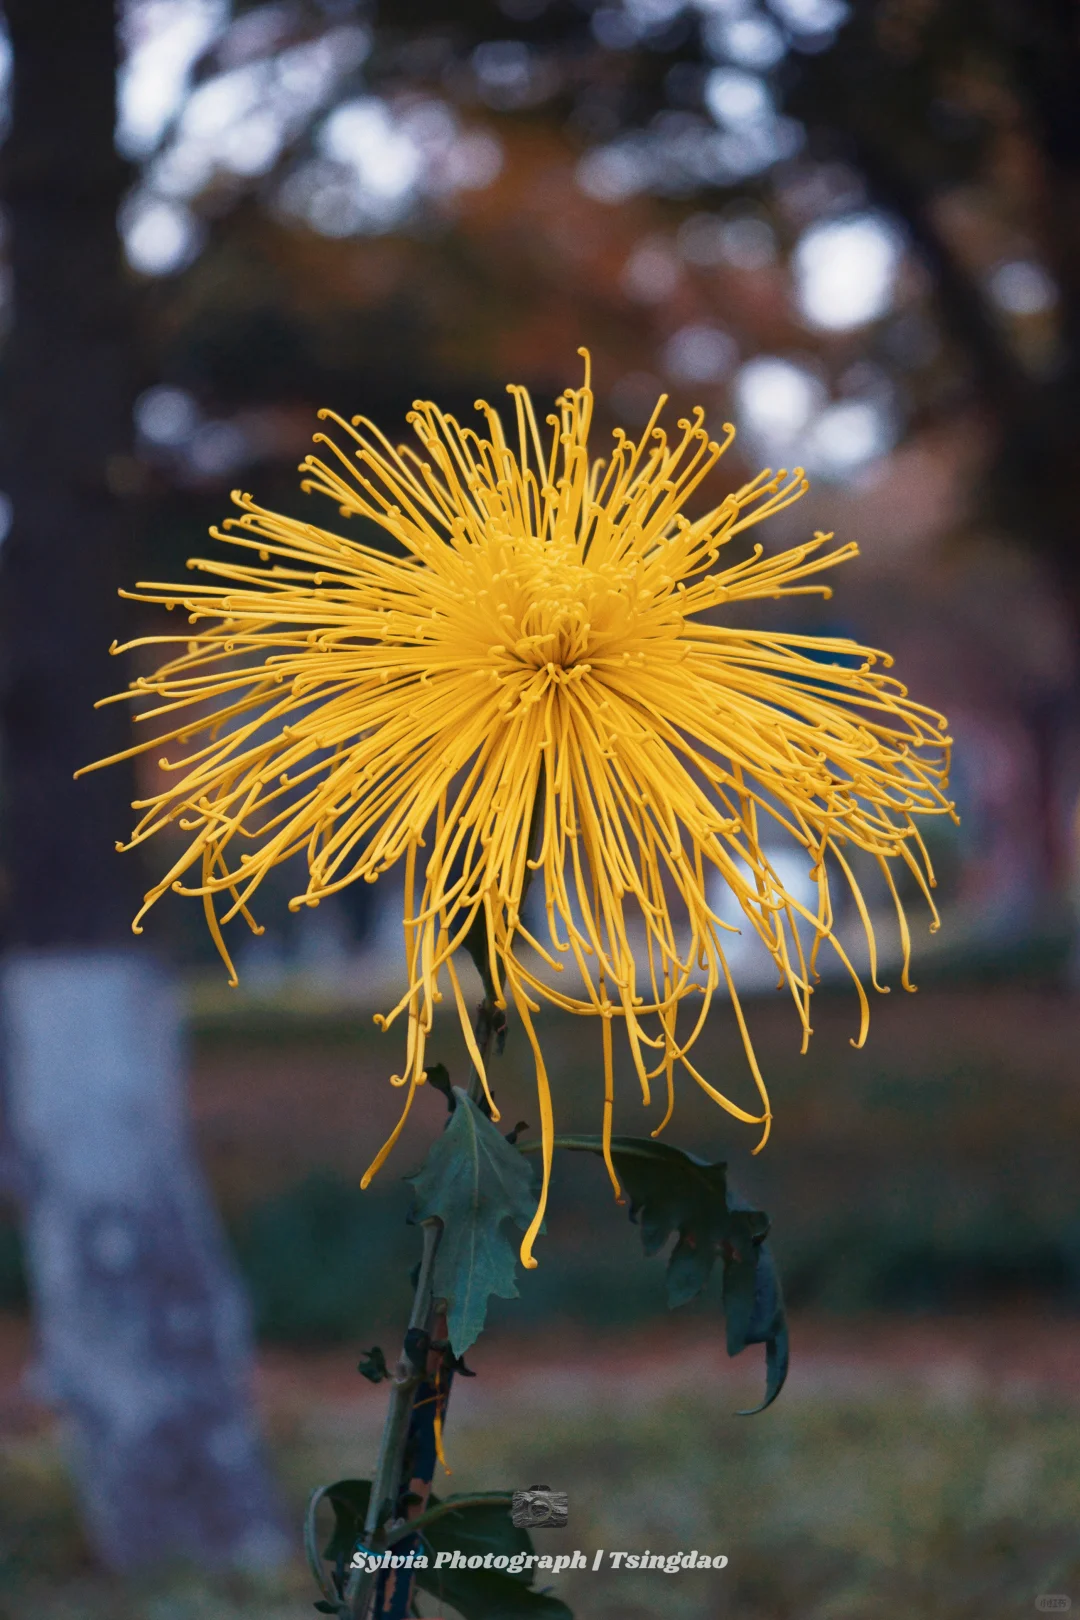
486,546,635,674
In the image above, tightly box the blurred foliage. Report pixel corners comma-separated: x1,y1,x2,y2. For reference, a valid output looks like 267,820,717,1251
231,1173,412,1342
123,0,1080,568
204,981,1080,1346
187,984,1080,1343
226,1155,1080,1345
117,9,1068,422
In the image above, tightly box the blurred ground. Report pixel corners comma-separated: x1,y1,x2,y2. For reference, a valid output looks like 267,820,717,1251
0,1313,1079,1618
2,979,1079,1618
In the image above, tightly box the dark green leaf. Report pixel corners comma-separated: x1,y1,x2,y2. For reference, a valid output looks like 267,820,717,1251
409,1089,536,1355
313,1604,340,1615
358,1345,389,1383
729,1232,789,1415
320,1478,372,1567
417,1566,573,1619
426,1062,455,1111
537,1135,788,1411
415,1493,572,1620
721,1232,760,1357
539,1135,765,1303
414,1492,531,1577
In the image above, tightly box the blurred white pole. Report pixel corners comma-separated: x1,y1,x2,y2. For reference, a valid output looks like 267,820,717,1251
2,950,288,1570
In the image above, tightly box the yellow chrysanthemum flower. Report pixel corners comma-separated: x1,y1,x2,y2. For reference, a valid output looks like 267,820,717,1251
82,354,953,1265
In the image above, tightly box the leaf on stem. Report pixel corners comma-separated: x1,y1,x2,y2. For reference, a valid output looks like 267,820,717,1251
539,1135,789,1411
426,1062,455,1112
409,1088,537,1355
415,1493,574,1619
358,1346,390,1384
310,1486,574,1619
725,1188,789,1415
318,1477,372,1568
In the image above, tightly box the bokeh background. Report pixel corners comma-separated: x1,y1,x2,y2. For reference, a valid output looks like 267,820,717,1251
0,1,1079,1616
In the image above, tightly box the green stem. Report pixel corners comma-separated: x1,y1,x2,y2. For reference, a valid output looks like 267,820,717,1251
345,998,498,1619
343,1217,441,1618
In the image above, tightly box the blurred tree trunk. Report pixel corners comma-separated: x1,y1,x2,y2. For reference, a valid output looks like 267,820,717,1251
0,0,287,1570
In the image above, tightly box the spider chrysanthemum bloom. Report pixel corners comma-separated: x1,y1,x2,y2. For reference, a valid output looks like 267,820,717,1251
83,353,954,1265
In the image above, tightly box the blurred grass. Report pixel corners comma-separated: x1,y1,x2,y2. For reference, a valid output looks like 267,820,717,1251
429,1378,1080,1620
